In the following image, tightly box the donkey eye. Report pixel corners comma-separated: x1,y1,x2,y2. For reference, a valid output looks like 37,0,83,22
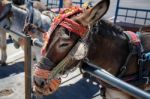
61,33,70,38
59,43,69,47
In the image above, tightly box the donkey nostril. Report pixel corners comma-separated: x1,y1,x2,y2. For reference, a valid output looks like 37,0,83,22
49,87,52,92
34,76,46,87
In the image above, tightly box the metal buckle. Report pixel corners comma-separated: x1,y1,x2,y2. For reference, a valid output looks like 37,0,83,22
121,65,127,71
143,77,150,84
138,58,146,65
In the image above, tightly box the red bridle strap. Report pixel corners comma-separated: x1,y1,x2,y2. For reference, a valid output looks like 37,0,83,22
49,7,83,34
124,31,140,45
34,66,51,79
60,18,87,37
41,7,87,56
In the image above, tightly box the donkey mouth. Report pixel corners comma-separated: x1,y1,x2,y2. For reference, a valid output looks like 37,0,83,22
33,68,61,96
33,76,53,95
33,84,51,96
33,77,61,95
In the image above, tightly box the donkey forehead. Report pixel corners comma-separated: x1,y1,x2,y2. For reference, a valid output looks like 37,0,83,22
49,27,70,40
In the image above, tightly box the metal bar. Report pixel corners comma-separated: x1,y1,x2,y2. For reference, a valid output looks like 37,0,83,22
47,0,49,6
6,29,32,99
59,0,63,9
72,1,83,4
119,7,150,12
125,9,128,22
117,15,150,20
7,29,26,38
80,0,83,7
47,4,58,6
24,36,32,99
144,11,148,25
82,62,150,99
114,0,120,23
134,11,138,24
32,38,43,48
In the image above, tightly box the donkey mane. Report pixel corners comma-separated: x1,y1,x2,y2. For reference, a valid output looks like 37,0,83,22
91,19,125,39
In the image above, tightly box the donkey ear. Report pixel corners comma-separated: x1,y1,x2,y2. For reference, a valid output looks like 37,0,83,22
74,0,110,26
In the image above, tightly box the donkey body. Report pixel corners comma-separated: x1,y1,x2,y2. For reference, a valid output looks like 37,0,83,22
0,0,55,65
87,20,150,99
0,1,11,65
0,27,7,65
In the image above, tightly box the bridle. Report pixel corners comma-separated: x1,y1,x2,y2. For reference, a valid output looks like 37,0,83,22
34,6,90,88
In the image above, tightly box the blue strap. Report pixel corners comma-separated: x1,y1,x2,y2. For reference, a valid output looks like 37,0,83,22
136,32,142,39
26,1,34,24
144,52,150,61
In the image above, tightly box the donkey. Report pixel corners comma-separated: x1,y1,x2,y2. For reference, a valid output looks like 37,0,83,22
33,0,150,98
0,0,55,65
0,27,7,66
0,0,11,65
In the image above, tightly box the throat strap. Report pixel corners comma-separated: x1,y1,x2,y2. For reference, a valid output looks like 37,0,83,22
117,31,141,78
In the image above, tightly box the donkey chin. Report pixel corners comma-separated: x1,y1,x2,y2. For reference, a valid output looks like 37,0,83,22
33,65,61,95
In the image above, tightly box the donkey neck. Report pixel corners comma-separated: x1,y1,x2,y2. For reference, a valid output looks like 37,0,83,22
87,20,131,75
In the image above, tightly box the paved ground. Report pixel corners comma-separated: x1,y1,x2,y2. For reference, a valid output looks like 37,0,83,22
33,69,102,99
0,37,102,99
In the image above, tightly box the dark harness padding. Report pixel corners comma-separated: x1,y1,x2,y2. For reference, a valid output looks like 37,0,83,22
10,2,51,34
10,5,27,33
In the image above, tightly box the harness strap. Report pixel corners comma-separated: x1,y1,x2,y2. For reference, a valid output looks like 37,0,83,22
117,31,141,78
48,6,83,36
117,31,150,85
43,6,87,57
60,18,87,37
144,52,150,60
117,52,135,78
23,1,34,33
124,31,141,45
26,1,34,24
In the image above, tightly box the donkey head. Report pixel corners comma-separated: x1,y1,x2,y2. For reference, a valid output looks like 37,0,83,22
33,0,110,95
